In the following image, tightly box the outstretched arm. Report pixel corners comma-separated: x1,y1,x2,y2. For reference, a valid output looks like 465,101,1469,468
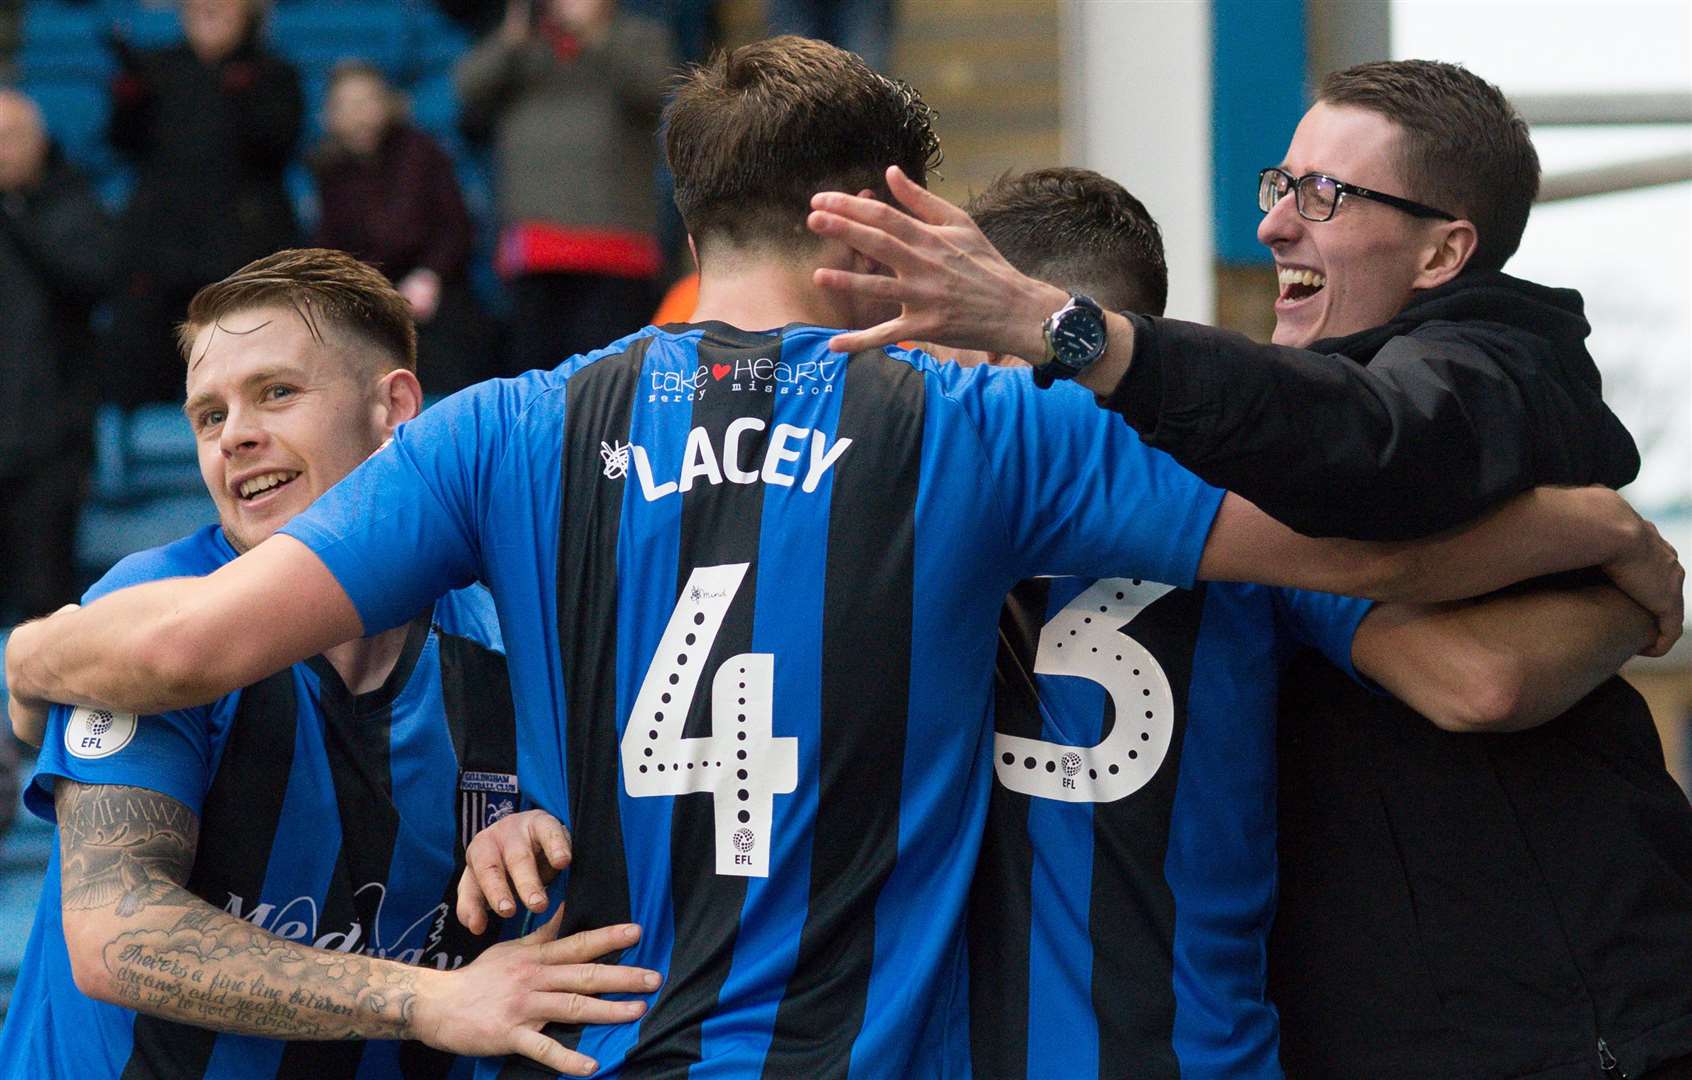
7,535,359,732
1197,488,1682,656
56,781,656,1076
806,167,1639,539
1352,584,1655,732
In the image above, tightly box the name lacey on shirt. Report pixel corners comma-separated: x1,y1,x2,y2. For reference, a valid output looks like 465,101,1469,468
601,420,853,502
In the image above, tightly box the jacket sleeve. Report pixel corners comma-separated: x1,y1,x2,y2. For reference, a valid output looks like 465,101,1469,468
454,34,528,133
1102,314,1640,541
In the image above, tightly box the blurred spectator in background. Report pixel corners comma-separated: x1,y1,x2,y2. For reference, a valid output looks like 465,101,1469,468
313,60,492,395
768,0,894,72
0,89,116,626
456,0,673,374
106,0,302,408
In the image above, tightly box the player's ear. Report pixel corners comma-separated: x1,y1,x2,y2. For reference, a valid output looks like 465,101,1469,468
686,234,699,272
375,366,424,433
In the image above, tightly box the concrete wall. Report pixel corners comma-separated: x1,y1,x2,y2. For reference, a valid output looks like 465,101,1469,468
1061,0,1214,322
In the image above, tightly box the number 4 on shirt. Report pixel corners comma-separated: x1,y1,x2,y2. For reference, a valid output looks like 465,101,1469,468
622,563,797,877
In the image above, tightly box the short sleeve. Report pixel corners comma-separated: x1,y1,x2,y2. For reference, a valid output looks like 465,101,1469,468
948,364,1225,587
280,379,531,633
26,701,216,824
1271,588,1376,682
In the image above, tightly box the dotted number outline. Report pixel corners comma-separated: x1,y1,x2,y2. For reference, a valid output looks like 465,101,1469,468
994,577,1176,803
621,563,798,876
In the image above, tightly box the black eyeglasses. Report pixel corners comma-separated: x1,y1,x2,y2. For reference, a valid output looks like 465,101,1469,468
1258,167,1456,223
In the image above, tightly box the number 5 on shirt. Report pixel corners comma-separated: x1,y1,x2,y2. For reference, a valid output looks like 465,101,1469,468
622,563,798,876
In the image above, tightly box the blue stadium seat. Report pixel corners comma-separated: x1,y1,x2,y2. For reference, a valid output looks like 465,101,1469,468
19,2,115,84
125,402,194,465
91,404,205,506
408,69,460,145
402,0,473,79
103,2,185,51
268,1,410,79
19,79,113,174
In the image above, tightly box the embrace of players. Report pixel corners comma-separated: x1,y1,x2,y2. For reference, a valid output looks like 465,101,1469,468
4,33,1690,1080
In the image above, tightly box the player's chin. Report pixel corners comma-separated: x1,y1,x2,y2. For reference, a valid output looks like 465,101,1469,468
219,509,289,553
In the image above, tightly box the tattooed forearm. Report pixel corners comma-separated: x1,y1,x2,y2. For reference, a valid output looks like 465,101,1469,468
101,900,420,1040
57,782,197,917
55,781,425,1040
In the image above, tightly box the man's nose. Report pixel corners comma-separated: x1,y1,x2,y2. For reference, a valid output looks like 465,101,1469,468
1257,186,1303,250
219,405,264,455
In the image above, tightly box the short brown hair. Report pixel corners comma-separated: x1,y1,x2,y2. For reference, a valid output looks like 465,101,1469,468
664,35,942,255
1318,60,1540,271
178,248,418,373
965,167,1168,315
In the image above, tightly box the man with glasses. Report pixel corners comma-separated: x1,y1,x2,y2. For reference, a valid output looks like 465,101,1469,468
804,58,1692,1079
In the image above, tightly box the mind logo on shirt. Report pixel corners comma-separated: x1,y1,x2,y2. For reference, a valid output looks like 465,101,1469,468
65,706,138,760
601,440,632,480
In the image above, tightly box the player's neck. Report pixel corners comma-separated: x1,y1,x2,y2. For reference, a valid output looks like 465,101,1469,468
321,623,411,696
692,259,854,332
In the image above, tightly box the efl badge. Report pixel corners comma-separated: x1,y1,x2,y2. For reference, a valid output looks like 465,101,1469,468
459,770,520,848
65,707,138,760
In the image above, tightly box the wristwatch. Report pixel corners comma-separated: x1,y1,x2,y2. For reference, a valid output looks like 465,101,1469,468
1033,293,1108,388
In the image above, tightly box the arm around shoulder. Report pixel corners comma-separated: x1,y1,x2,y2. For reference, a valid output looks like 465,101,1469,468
1351,584,1654,732
1198,486,1672,617
5,536,363,718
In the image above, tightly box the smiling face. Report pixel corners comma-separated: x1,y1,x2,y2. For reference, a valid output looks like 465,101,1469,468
1258,102,1444,347
184,306,390,553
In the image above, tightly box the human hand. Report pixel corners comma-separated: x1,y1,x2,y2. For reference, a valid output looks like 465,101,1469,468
7,686,47,749
1602,513,1684,657
397,269,442,323
411,907,658,1075
807,165,1069,358
457,809,572,934
5,607,75,748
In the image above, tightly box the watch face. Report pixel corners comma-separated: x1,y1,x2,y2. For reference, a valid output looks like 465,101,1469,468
1054,307,1107,364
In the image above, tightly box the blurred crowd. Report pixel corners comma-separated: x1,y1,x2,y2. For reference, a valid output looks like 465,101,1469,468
0,0,895,632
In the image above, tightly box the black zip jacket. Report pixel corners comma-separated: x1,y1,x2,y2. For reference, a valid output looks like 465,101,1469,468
1103,270,1641,539
1099,272,1692,1078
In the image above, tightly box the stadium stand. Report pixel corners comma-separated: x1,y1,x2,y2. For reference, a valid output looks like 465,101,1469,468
0,0,510,1021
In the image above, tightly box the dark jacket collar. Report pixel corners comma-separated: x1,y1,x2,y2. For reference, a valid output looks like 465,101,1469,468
1311,270,1601,390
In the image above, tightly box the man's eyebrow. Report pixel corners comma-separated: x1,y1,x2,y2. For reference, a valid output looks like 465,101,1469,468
182,392,214,419
181,367,307,418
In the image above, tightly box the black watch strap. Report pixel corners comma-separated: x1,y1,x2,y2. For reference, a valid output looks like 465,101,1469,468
1036,292,1108,387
